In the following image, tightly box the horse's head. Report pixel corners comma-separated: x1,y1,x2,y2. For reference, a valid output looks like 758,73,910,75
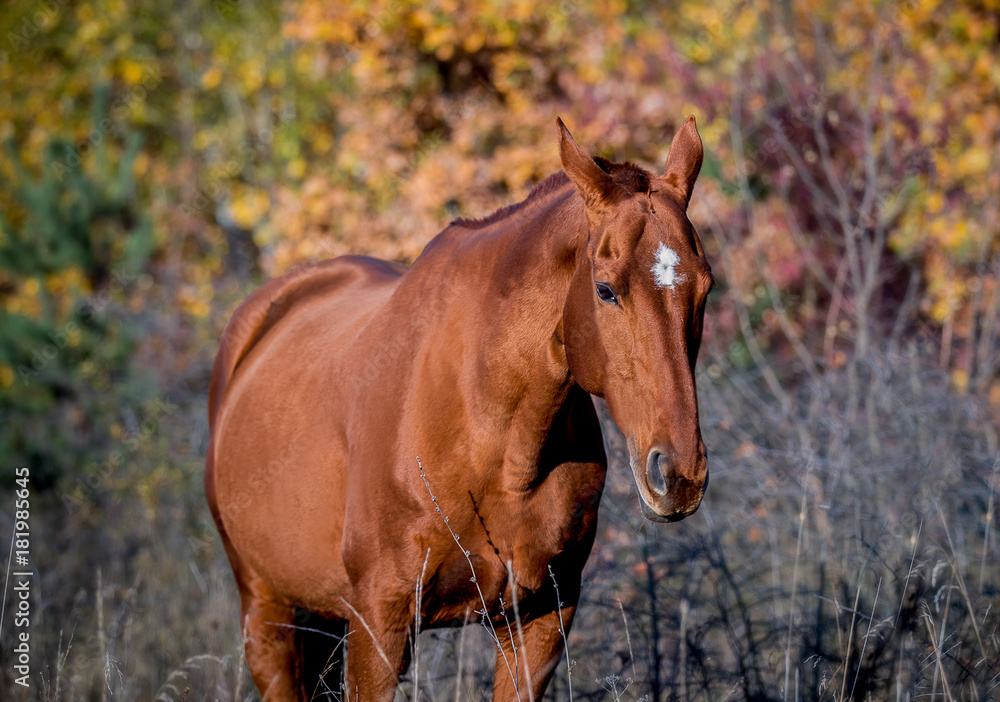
559,117,713,523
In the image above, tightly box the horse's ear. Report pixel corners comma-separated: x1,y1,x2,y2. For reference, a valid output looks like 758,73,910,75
661,115,704,209
557,118,618,211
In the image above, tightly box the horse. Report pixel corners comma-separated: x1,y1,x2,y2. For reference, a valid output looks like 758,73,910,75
204,116,713,701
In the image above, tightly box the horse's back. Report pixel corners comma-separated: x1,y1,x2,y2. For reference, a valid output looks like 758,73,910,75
205,254,404,615
208,255,404,430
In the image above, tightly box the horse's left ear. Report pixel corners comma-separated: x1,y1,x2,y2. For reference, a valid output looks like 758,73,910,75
660,116,704,209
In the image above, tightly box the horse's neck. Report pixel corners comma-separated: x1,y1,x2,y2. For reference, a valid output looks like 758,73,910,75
450,187,588,487
463,182,582,366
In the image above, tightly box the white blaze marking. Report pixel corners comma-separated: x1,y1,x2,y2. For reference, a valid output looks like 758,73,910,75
652,243,683,289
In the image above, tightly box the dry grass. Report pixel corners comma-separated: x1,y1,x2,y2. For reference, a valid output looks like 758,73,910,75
568,345,1000,701
3,336,997,701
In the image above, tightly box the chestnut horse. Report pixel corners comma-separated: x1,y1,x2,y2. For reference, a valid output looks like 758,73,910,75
205,117,713,701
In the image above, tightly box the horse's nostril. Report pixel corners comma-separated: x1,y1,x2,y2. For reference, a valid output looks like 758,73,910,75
646,449,667,495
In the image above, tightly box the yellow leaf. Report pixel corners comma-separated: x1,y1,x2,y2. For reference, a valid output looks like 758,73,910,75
202,67,223,90
957,146,991,177
287,158,306,179
927,191,944,214
951,369,970,394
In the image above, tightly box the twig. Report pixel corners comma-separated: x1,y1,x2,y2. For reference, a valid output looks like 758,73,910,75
338,597,394,673
413,548,430,702
547,565,573,702
838,564,866,702
454,608,471,702
784,483,808,702
849,577,881,701
417,457,520,700
507,560,534,702
617,599,637,683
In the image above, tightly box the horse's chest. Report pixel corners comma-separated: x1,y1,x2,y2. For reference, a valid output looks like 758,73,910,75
422,550,505,626
422,474,603,627
423,549,546,628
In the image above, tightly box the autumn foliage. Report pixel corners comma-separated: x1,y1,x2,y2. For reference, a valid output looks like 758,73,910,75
0,0,998,699
3,0,998,393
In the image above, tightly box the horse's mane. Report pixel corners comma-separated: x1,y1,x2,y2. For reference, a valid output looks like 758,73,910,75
451,158,653,230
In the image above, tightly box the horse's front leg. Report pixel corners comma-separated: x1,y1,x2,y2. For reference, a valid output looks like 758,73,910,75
491,600,579,702
343,589,411,702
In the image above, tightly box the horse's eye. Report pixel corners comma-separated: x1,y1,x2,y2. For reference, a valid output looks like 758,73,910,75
595,282,618,305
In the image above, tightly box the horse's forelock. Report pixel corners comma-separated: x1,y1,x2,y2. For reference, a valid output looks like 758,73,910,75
593,158,654,195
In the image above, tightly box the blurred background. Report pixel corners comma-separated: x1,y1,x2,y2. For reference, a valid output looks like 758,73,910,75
1,0,998,699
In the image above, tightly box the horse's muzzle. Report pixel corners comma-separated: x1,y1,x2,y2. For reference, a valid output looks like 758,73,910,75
636,447,708,523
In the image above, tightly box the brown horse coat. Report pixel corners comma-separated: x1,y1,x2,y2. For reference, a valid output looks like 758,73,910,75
205,118,712,701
